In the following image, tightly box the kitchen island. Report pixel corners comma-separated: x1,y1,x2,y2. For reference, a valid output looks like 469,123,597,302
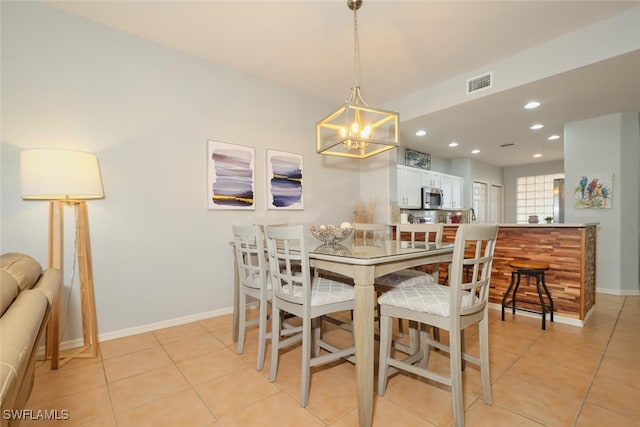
443,223,598,324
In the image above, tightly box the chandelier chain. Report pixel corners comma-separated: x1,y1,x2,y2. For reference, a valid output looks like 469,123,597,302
353,5,360,88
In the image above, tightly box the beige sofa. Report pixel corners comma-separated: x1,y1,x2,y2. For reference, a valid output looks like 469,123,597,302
0,253,61,427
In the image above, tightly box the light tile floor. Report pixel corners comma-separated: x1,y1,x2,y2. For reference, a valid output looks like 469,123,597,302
23,294,640,426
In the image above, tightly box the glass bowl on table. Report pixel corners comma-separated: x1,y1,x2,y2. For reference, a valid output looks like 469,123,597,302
309,223,353,246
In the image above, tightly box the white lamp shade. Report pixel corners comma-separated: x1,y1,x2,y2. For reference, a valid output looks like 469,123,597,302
20,149,104,200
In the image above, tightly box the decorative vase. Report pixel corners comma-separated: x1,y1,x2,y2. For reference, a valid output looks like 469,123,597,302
528,215,539,224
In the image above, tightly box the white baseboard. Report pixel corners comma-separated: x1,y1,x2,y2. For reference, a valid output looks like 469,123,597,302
596,287,640,296
39,306,235,355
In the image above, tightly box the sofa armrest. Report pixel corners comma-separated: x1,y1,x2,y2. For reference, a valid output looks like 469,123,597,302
32,269,62,306
0,290,48,416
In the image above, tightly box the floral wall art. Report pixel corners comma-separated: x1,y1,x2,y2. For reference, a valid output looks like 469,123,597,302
266,149,303,210
207,140,255,210
574,173,613,209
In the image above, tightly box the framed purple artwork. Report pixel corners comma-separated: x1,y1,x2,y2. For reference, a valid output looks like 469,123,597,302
266,149,303,210
207,140,255,210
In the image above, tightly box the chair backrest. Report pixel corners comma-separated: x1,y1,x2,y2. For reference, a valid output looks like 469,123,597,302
353,223,387,246
449,224,499,318
232,224,268,291
395,223,443,247
264,224,311,306
395,223,444,280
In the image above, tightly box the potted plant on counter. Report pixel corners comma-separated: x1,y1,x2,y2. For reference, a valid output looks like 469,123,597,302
544,216,554,224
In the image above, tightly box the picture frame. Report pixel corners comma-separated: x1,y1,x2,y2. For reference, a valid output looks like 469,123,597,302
207,140,255,210
266,149,304,210
405,148,431,170
574,172,613,209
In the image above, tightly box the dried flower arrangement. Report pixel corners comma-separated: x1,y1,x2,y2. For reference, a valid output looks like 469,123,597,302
352,199,377,223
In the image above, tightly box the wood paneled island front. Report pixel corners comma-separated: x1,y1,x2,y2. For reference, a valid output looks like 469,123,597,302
442,223,598,324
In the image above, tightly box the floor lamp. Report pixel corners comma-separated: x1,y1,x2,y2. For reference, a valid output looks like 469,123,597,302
20,149,104,369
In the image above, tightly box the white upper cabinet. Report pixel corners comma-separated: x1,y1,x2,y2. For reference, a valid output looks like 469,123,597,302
397,165,422,208
451,176,463,209
421,171,441,189
397,165,464,209
440,175,463,208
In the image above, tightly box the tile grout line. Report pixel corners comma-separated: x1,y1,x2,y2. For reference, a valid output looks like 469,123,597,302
570,297,625,427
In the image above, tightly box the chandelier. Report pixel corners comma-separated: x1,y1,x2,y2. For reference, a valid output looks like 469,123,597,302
316,0,399,159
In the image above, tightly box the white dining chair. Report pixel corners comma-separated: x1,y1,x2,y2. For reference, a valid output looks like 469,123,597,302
377,224,499,427
264,224,356,407
375,223,444,290
374,223,444,345
233,224,272,371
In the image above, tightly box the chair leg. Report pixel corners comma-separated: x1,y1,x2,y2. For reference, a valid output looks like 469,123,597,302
237,293,246,354
541,272,555,322
419,327,430,369
408,321,419,354
377,315,393,396
479,315,493,405
432,327,440,343
460,330,466,371
256,297,268,371
449,327,465,427
501,271,516,320
269,305,281,382
300,317,312,407
535,273,547,330
511,272,522,314
313,317,321,357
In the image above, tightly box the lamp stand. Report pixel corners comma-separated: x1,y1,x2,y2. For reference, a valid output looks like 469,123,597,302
45,200,99,369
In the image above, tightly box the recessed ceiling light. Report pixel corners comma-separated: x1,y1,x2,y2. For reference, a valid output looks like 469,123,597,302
448,141,459,147
524,101,541,109
547,134,561,140
530,123,544,130
471,149,480,154
533,153,543,158
415,130,427,136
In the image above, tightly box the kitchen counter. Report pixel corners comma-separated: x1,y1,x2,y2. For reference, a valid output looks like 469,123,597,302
442,224,597,324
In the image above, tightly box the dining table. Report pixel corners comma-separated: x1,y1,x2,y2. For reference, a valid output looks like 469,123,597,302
231,233,454,427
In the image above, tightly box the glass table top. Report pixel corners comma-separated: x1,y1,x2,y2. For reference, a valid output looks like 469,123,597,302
308,240,453,261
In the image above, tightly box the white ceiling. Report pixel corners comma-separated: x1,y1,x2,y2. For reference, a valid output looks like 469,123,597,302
44,0,640,167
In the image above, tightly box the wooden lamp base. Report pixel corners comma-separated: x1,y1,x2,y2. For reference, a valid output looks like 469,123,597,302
46,200,99,369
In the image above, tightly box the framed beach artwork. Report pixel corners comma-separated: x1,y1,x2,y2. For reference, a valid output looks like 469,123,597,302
574,173,613,209
207,140,255,210
405,148,431,170
266,149,303,210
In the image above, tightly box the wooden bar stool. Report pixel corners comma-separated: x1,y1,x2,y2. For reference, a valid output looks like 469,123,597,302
501,260,554,329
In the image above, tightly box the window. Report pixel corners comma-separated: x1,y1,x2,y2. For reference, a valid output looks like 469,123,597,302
516,173,564,223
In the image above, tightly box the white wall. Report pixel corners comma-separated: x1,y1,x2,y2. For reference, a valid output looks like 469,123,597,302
1,3,361,341
564,113,640,295
620,113,640,292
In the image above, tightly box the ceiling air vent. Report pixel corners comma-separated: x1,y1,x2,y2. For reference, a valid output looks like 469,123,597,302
466,72,492,95
499,143,517,148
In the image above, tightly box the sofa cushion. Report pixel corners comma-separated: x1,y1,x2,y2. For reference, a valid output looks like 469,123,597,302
0,253,43,292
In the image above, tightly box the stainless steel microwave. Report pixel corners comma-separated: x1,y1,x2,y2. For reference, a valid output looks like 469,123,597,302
422,187,443,209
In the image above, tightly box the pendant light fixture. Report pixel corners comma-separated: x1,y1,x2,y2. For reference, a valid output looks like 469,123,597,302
316,0,399,159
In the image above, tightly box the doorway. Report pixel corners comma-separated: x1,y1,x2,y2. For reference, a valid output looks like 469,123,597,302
490,184,504,223
472,181,488,223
